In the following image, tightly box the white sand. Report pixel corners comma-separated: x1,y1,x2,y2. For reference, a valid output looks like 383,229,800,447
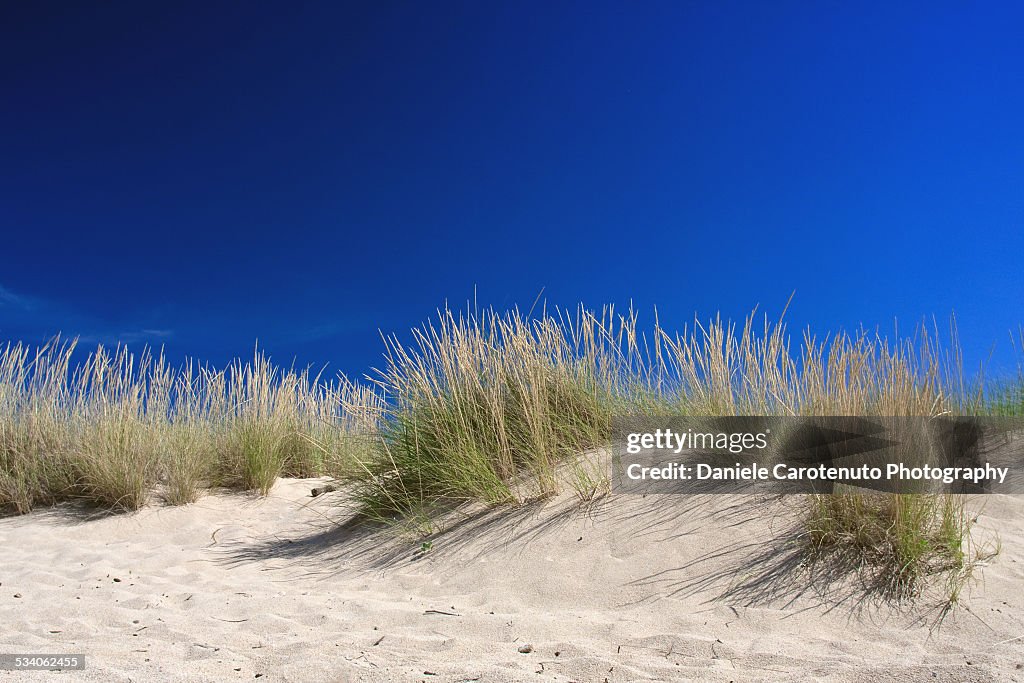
2,478,1023,682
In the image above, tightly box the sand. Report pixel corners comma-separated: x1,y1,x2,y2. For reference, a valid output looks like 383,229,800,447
2,478,1023,682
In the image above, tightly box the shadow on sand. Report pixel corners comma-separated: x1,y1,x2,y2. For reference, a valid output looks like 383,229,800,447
213,487,915,620
14,482,946,623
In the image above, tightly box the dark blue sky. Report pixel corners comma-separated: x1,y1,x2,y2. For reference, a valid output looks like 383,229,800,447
2,1,1022,379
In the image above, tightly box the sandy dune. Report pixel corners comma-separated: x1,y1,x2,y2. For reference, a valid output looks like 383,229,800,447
2,479,1023,682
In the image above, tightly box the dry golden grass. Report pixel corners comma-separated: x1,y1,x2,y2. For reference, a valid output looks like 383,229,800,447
348,302,996,600
0,303,1011,603
0,339,380,512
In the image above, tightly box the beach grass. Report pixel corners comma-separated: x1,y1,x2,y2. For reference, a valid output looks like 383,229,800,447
345,303,989,599
804,491,984,601
0,338,379,512
0,303,1009,602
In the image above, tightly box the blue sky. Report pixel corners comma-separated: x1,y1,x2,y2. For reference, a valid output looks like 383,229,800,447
2,1,1022,379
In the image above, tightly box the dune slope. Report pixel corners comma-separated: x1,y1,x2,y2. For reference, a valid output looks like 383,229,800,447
2,479,1023,682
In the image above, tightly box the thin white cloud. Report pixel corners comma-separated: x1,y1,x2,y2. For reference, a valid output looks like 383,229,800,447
77,329,175,346
0,283,173,347
0,284,34,310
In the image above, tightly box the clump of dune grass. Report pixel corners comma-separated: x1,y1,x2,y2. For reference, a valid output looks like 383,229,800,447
155,360,219,505
664,312,987,602
0,338,79,513
804,491,983,601
202,354,382,497
213,350,382,495
350,305,622,520
344,301,991,603
0,338,379,513
216,351,294,494
68,345,163,510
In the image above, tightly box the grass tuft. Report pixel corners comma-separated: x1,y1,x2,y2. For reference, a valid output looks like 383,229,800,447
804,492,980,600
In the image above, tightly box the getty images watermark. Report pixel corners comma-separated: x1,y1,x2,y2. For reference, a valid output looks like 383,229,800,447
612,416,1024,494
